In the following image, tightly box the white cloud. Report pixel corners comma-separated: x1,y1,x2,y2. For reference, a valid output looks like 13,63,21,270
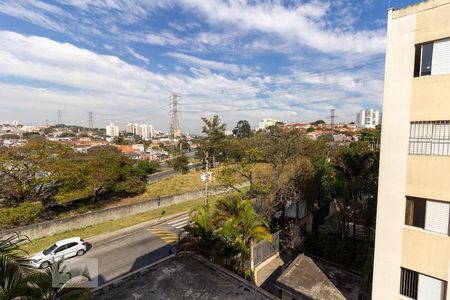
125,46,149,65
176,0,386,55
166,52,252,75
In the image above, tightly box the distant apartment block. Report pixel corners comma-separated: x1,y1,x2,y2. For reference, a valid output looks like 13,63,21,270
106,122,119,137
126,122,153,140
259,118,280,130
356,108,381,128
137,124,153,140
372,1,450,299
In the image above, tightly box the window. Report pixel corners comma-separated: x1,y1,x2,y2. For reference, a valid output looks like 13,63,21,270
54,245,67,253
409,121,450,156
414,38,450,77
400,268,447,300
405,197,450,236
405,197,426,228
400,268,418,299
65,242,78,249
424,200,450,235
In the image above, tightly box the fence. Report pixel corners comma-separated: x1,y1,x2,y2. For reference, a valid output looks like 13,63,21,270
253,231,280,267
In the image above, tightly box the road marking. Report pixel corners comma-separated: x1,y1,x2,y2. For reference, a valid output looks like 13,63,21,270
149,227,179,245
169,219,190,228
167,215,190,225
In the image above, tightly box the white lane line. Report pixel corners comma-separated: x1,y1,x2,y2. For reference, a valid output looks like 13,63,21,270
167,215,190,225
169,219,190,228
175,222,189,229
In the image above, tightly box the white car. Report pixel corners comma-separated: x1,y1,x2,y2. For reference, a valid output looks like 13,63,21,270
30,237,87,269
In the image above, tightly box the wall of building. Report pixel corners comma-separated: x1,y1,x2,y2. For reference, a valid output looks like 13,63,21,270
372,9,416,299
1,184,248,240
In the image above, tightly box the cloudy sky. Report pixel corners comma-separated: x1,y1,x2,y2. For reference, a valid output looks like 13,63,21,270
0,0,421,133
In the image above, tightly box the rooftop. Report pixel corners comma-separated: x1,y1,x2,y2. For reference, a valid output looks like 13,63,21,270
275,254,367,300
393,0,450,18
94,253,278,300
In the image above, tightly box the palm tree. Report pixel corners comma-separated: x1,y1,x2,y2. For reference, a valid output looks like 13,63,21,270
220,200,272,276
0,233,54,300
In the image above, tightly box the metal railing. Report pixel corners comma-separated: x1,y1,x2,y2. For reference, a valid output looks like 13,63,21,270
253,231,280,267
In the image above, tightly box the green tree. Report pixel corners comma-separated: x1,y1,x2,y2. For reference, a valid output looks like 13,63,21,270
133,160,160,180
169,154,189,174
333,142,379,240
180,197,271,276
232,120,252,138
310,120,325,126
200,115,227,162
177,139,190,152
0,137,73,207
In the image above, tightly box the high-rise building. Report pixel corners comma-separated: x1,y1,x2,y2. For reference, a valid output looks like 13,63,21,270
126,123,138,135
137,124,153,140
106,122,119,137
258,118,280,131
373,1,450,299
11,120,19,126
356,109,381,128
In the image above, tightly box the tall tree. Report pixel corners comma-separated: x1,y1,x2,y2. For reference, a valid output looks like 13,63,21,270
200,115,227,162
232,120,252,138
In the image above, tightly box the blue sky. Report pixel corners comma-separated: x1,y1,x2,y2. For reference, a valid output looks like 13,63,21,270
0,0,422,133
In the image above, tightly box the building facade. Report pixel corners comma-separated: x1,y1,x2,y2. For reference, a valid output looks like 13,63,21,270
258,118,280,131
373,1,450,299
356,108,381,128
106,122,119,137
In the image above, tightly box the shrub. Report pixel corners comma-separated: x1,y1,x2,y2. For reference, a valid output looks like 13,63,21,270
0,202,43,227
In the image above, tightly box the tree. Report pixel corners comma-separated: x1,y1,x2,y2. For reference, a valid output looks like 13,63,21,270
177,139,190,152
0,137,73,207
232,120,252,138
180,196,271,276
310,120,325,126
133,160,159,180
200,115,227,162
333,142,379,240
170,154,189,174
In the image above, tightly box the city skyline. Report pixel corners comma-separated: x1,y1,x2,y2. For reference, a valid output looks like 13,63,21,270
0,0,420,132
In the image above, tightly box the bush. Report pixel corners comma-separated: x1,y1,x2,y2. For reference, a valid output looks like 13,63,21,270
0,202,43,227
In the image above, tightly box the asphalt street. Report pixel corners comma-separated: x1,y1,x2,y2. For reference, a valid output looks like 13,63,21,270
68,213,190,285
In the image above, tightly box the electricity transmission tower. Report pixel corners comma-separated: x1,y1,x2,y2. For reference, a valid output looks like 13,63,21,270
57,110,62,126
330,109,335,131
88,111,94,129
170,93,181,140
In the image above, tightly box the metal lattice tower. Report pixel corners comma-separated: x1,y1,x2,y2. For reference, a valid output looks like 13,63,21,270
170,93,181,139
88,111,94,129
57,110,62,126
330,109,335,131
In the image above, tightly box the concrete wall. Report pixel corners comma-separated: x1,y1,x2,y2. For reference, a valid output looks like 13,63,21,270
1,184,247,240
372,8,415,300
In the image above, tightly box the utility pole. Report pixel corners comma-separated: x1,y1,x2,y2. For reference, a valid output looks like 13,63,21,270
204,151,209,205
88,111,94,129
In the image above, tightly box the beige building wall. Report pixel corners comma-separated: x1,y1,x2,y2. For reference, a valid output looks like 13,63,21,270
374,1,450,299
372,9,416,299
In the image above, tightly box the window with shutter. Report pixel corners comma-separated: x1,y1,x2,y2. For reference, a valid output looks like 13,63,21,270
417,274,446,300
424,200,450,235
431,38,450,75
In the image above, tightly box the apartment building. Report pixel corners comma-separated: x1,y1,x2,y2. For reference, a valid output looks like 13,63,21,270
106,122,119,137
356,108,381,128
373,1,450,299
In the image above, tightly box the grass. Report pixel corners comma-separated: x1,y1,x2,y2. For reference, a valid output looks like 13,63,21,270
20,192,235,255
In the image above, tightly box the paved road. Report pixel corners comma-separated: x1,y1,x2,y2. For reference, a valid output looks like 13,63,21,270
68,213,191,285
147,163,201,183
